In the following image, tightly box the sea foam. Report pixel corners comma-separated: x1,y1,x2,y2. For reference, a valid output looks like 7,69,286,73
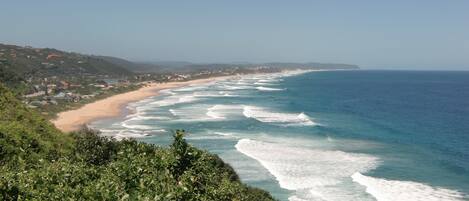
206,105,244,120
256,86,285,91
242,106,317,126
235,139,379,200
193,91,238,98
150,95,198,107
352,172,467,201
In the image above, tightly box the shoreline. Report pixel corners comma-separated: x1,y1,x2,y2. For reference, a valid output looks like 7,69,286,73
51,75,235,132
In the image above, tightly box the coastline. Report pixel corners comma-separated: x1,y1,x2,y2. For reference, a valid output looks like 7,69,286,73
51,76,234,132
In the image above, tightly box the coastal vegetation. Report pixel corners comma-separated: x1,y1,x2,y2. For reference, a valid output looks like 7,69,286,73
0,84,275,200
0,42,360,200
33,83,142,119
0,43,358,118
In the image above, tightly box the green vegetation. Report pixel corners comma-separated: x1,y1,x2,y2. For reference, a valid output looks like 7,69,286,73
0,44,132,78
0,84,275,200
37,84,141,119
0,67,28,95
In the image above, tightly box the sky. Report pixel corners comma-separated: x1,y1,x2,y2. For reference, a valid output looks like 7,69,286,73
1,1,468,70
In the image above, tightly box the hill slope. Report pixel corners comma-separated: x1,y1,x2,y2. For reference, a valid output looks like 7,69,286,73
0,84,275,200
0,44,133,79
117,61,360,73
94,55,165,73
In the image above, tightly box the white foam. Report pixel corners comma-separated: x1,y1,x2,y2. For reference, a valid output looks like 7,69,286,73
97,129,122,133
242,106,318,126
254,81,277,86
193,91,238,98
221,85,253,91
159,89,177,95
169,105,227,121
236,139,379,200
258,78,282,83
213,132,234,137
256,86,285,91
121,122,154,130
151,95,198,106
128,114,171,121
208,104,243,118
206,110,225,119
187,133,237,140
121,116,159,130
173,85,207,92
135,116,170,120
352,172,467,201
114,130,148,140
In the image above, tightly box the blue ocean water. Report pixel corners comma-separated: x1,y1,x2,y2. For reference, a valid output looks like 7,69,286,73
92,70,469,201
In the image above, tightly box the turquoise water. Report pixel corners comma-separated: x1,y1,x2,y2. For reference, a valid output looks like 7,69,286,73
92,70,469,201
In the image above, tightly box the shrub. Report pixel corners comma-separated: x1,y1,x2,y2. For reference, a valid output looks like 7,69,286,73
72,127,119,165
0,84,276,200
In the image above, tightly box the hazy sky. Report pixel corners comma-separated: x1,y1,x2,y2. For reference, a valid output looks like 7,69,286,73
1,1,468,69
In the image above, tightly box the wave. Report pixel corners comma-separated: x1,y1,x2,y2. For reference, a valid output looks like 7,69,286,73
206,110,225,119
121,122,154,130
256,86,285,91
235,139,379,200
159,89,177,95
168,105,234,121
206,105,243,120
168,108,205,119
242,106,318,126
213,131,235,137
254,81,277,86
110,130,148,140
126,111,171,121
172,85,207,92
193,91,238,98
220,85,253,91
186,131,238,140
352,172,467,201
121,116,163,130
130,116,170,121
257,78,283,83
151,95,198,106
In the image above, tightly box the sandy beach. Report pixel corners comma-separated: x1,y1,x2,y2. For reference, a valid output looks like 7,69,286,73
52,76,233,132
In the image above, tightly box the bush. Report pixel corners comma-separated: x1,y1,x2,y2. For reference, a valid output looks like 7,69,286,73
72,127,119,165
0,84,276,200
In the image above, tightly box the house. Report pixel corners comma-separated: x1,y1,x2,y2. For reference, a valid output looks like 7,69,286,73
29,100,48,106
46,53,61,60
96,80,109,86
81,94,96,99
57,81,70,90
0,58,7,65
54,92,66,99
70,84,82,88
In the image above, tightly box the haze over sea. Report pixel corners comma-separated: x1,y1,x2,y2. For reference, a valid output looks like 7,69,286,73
92,70,469,201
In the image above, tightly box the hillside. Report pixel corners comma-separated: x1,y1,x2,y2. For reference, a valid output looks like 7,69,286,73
0,44,133,80
113,61,360,73
1,43,359,78
0,84,275,200
95,55,165,73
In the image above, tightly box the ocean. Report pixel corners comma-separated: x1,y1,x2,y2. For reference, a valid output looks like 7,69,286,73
91,70,469,201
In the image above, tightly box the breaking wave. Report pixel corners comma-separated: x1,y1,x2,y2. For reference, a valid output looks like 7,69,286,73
352,172,467,201
256,86,285,91
242,106,318,126
235,139,379,200
150,95,198,106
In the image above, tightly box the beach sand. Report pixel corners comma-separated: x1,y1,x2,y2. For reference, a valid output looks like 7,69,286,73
52,76,233,132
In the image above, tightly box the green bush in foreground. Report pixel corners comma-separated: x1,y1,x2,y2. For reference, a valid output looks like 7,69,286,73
0,84,275,200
